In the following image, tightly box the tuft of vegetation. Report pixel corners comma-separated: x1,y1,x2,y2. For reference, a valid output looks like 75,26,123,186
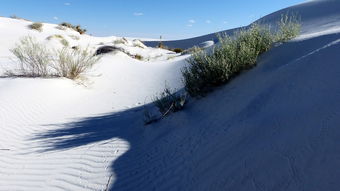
173,48,183,53
9,36,99,80
10,36,51,77
113,38,128,45
153,85,187,117
29,22,43,32
52,47,100,79
46,35,69,47
183,15,300,97
134,54,143,60
59,22,87,34
275,14,301,43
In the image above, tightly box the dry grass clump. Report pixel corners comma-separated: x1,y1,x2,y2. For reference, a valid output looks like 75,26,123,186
29,22,43,32
9,36,99,80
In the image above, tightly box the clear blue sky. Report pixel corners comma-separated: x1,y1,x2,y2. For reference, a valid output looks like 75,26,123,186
0,0,305,39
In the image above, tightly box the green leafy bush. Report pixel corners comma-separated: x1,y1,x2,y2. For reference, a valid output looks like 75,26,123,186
183,15,300,97
275,14,301,43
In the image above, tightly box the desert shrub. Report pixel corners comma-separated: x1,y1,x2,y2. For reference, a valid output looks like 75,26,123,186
75,25,87,34
275,14,301,42
183,15,300,97
59,22,87,34
29,22,43,32
183,24,274,97
173,48,183,53
9,36,99,79
153,86,187,116
134,54,143,60
52,47,100,79
10,36,52,77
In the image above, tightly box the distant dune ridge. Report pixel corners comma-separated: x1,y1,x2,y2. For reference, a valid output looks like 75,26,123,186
145,0,340,49
1,0,340,190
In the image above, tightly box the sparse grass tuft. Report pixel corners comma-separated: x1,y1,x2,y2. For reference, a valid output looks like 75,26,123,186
134,54,143,60
29,22,43,32
53,47,100,79
10,36,52,77
153,85,187,117
9,36,99,80
59,22,87,34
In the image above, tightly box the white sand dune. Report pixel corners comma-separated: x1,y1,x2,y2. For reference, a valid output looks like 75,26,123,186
1,0,340,190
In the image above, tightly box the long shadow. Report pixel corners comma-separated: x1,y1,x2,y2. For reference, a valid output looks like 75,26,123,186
32,106,145,152
31,103,178,191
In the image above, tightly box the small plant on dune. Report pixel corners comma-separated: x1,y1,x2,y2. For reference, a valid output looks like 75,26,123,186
46,35,69,47
134,54,143,60
59,22,87,34
183,24,274,97
275,14,301,43
47,34,63,40
173,48,183,53
153,85,187,117
10,36,52,77
29,22,43,32
183,15,301,97
53,47,100,79
9,36,99,80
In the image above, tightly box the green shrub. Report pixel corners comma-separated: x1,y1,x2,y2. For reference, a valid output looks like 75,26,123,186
153,86,187,116
10,36,51,77
183,15,300,97
29,22,43,32
183,24,274,97
275,14,301,42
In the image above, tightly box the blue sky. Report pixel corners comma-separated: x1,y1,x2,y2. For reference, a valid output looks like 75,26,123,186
0,0,305,39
